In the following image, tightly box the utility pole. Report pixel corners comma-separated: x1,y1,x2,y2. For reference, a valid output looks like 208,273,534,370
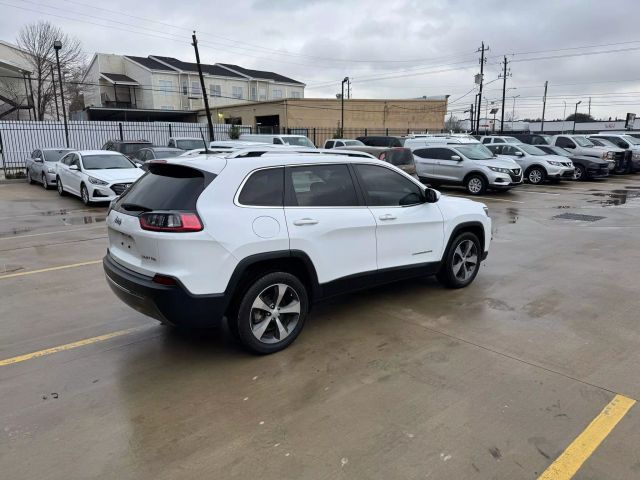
341,77,349,136
347,78,351,99
499,56,509,133
191,31,214,142
470,103,475,132
588,97,591,117
541,81,548,133
475,42,487,133
53,41,69,147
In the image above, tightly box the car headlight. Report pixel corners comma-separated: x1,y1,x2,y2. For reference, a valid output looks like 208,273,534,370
47,167,55,173
603,151,615,160
88,176,108,186
547,160,563,166
488,166,510,173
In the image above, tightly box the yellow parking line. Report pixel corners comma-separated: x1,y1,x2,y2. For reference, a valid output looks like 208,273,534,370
0,327,147,367
0,260,102,280
538,394,636,480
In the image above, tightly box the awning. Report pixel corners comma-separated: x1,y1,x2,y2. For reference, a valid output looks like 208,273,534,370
100,73,139,86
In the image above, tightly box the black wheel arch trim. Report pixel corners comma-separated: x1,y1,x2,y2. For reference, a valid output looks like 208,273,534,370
441,221,487,263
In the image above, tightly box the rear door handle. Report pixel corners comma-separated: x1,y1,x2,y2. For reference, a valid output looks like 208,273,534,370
378,214,397,221
293,218,318,226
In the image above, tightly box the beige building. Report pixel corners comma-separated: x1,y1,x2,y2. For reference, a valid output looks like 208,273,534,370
207,97,448,135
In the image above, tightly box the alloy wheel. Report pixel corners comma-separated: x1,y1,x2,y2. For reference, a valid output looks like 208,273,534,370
468,177,483,194
249,283,301,344
81,185,89,204
451,239,478,282
57,178,63,195
42,174,48,189
528,169,543,184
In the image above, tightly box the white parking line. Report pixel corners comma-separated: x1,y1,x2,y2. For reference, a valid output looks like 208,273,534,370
445,193,524,204
517,190,560,196
0,225,105,241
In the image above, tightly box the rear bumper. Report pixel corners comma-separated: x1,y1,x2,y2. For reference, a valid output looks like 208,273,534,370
103,252,228,328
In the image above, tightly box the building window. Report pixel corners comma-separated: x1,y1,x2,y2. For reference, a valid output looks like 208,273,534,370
273,89,283,99
210,84,221,97
232,86,243,99
291,91,301,99
259,88,267,101
158,80,173,96
191,81,201,96
181,81,188,95
250,86,257,101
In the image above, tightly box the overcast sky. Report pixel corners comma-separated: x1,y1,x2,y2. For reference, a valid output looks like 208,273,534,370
2,0,639,121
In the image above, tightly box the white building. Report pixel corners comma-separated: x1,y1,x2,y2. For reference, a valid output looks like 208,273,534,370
82,53,305,121
0,40,36,120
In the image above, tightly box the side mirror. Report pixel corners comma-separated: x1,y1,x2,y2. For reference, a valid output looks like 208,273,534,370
451,155,462,161
515,151,524,156
424,187,441,203
69,164,79,171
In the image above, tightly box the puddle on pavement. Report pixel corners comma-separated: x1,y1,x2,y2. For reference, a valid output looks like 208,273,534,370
62,215,106,226
506,207,519,224
587,189,640,207
39,209,71,216
0,226,32,237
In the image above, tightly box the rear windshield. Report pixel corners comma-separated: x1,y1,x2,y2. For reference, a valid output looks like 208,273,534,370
43,149,73,162
121,143,152,154
176,139,206,150
115,164,211,212
380,148,414,166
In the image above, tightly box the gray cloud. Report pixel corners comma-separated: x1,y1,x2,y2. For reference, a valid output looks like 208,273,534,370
1,0,638,120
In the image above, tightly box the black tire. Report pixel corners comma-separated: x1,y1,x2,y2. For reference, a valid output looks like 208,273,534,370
235,272,308,354
465,174,487,195
574,164,587,181
41,174,50,190
56,176,66,196
80,183,92,205
526,166,546,185
436,232,482,289
26,169,35,184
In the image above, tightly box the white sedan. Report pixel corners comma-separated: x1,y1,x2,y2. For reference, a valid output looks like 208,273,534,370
56,150,144,205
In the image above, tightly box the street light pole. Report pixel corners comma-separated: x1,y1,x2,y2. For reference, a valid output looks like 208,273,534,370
572,100,582,134
53,40,69,147
511,95,520,131
341,77,349,137
562,100,567,133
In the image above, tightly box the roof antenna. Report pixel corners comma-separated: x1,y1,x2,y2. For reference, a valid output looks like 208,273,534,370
199,126,210,154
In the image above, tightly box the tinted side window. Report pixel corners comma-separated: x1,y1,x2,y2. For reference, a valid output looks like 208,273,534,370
286,164,359,207
273,138,284,145
482,138,491,144
382,148,413,166
494,138,505,143
325,140,334,149
555,137,575,148
413,148,436,159
238,168,284,207
486,145,502,154
355,164,423,207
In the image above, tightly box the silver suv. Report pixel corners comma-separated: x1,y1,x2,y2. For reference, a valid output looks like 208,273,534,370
410,142,523,195
486,143,575,184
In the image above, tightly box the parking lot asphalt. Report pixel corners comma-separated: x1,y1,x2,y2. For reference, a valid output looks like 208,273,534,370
1,177,640,479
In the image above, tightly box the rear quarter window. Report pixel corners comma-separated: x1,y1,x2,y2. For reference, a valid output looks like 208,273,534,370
238,168,284,206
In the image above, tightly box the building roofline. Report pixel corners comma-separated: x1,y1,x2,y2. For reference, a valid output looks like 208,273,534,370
210,97,447,110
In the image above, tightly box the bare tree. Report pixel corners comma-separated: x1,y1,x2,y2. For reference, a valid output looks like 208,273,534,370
445,114,460,132
17,21,84,120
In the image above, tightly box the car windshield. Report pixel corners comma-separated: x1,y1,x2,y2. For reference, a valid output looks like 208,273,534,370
518,144,546,156
121,143,151,154
574,136,594,147
176,139,206,150
546,146,571,157
590,138,616,147
344,140,365,146
281,136,315,147
82,154,136,170
454,144,494,160
153,149,182,158
622,135,640,145
43,149,73,162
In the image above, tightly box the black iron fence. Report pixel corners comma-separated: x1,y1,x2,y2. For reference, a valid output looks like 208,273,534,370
0,121,251,178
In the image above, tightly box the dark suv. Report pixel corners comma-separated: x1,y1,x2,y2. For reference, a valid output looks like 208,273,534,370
102,140,153,159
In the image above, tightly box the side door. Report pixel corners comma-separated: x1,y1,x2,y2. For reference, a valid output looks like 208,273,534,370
284,163,377,290
412,147,436,179
432,147,466,182
354,163,444,272
57,153,72,186
66,154,83,195
29,150,42,178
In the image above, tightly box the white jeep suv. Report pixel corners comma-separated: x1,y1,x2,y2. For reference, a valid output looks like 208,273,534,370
103,153,491,353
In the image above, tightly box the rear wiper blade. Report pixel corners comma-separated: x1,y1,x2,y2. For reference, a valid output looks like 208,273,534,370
121,203,152,212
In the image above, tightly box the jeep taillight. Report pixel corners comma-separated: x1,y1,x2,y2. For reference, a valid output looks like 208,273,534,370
139,211,203,232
